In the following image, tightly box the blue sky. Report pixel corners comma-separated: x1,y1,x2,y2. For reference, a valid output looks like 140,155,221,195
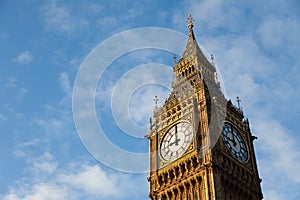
1,0,300,199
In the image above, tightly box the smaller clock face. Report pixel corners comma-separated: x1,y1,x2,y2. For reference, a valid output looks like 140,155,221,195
160,122,193,162
222,122,248,163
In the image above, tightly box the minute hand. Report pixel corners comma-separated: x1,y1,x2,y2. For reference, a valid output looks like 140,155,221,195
174,131,179,145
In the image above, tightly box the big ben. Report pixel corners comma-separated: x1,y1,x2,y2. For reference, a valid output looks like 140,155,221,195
147,15,263,200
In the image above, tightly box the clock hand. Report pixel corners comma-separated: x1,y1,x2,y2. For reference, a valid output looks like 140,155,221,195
227,137,235,144
174,125,179,146
169,141,175,146
170,128,176,146
170,134,181,146
227,134,237,147
232,135,238,147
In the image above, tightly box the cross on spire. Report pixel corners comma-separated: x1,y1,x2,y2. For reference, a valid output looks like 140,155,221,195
236,96,241,109
187,14,194,29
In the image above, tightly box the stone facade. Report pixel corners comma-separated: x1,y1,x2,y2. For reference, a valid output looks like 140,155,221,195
147,15,263,200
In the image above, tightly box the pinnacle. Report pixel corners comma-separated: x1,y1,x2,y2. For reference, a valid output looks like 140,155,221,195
180,14,211,67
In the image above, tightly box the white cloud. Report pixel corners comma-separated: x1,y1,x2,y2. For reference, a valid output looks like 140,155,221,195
0,113,6,121
32,117,64,135
97,16,119,28
4,184,71,200
59,72,71,96
180,0,244,34
27,184,69,200
263,189,284,200
13,138,43,158
41,0,87,36
58,72,73,106
6,102,148,198
18,88,28,99
12,51,33,64
257,15,300,53
110,63,172,138
41,0,73,34
1,153,147,200
3,193,20,200
86,3,103,14
4,77,17,88
32,153,58,175
129,84,170,126
59,165,122,198
69,57,82,68
255,117,300,180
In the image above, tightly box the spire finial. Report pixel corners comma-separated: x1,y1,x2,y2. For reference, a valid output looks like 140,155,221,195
187,14,194,29
236,96,241,109
154,96,159,108
172,55,176,88
211,54,214,64
173,54,177,64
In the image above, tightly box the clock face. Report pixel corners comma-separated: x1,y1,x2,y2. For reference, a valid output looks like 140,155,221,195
222,122,248,163
160,121,193,162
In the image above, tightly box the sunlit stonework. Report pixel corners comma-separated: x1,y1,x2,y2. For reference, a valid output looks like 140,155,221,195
147,15,263,200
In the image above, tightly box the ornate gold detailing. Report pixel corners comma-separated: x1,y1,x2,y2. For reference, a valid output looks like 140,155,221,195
148,15,263,200
187,14,194,29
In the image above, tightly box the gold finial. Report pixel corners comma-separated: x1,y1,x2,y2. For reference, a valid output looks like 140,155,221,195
187,14,194,29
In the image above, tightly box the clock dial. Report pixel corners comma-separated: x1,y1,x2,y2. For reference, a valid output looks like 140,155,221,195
160,122,193,162
222,122,248,163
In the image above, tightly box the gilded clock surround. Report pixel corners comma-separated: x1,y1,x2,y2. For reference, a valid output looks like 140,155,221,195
159,121,194,162
147,15,263,200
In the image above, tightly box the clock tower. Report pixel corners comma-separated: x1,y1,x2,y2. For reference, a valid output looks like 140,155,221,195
147,15,263,200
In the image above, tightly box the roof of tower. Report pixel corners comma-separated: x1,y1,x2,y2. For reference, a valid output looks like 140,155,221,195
180,14,211,65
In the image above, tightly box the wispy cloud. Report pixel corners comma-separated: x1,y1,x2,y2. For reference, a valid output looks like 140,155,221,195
41,0,74,35
17,88,28,99
2,148,147,200
109,63,172,135
0,113,6,121
257,15,300,54
4,77,17,88
255,116,300,174
59,165,123,198
86,3,103,14
40,0,89,36
12,51,33,64
59,72,72,96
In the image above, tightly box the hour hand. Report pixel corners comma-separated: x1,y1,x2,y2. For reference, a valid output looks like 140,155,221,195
170,141,175,146
170,134,180,146
226,136,237,146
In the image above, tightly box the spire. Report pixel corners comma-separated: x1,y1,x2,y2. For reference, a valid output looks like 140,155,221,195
180,14,214,72
187,14,196,40
181,14,206,61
